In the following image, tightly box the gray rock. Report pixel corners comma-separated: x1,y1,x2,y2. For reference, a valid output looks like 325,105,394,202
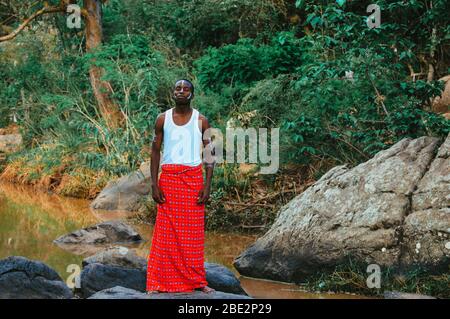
205,262,247,295
82,246,146,270
88,286,149,299
234,135,450,283
51,243,119,256
80,263,146,298
402,135,450,268
90,161,151,211
413,134,450,211
88,286,252,299
384,291,437,299
0,256,73,299
0,134,22,153
53,220,143,245
80,247,247,296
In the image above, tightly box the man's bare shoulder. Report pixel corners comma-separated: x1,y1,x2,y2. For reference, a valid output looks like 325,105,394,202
198,112,209,123
157,112,166,120
156,112,166,123
153,112,166,131
197,112,211,131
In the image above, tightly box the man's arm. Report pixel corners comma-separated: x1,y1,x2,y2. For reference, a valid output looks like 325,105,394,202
151,113,165,204
198,114,215,204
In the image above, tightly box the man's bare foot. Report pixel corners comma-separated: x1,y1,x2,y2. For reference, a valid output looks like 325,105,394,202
200,286,215,293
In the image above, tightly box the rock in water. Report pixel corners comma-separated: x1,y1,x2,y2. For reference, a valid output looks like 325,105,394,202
82,246,146,270
233,135,450,282
80,263,146,298
205,262,247,295
90,161,151,211
53,220,143,245
88,286,252,299
0,256,73,299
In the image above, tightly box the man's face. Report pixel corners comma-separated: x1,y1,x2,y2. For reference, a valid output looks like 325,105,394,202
173,80,193,103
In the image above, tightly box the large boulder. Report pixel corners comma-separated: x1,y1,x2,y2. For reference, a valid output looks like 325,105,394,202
234,135,450,283
53,220,143,245
0,256,73,299
402,135,450,268
80,247,247,297
90,161,151,211
88,286,252,299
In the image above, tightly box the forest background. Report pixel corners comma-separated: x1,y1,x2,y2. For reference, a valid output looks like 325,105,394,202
0,0,448,232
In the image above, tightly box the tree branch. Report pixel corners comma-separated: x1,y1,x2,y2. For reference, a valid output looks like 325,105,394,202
0,2,67,42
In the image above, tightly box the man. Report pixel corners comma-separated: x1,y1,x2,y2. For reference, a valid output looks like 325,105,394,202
146,79,216,294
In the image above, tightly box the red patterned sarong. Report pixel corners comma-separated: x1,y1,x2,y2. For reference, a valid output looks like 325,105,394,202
146,164,208,292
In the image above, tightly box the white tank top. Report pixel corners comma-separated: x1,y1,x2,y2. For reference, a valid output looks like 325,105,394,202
161,108,203,166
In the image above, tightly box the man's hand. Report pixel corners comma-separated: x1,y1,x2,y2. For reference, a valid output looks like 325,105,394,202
197,186,210,204
152,185,166,204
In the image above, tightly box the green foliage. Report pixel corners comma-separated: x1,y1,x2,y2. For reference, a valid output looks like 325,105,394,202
0,27,175,175
81,34,168,117
106,0,290,50
194,33,303,95
220,0,450,167
0,0,449,231
304,256,450,298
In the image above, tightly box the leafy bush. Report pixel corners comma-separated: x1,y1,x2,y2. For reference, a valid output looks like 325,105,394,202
106,0,290,50
194,33,303,95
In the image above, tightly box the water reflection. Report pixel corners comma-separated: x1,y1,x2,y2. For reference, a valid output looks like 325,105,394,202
239,277,373,299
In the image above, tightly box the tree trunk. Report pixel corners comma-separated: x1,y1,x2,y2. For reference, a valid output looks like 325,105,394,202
84,0,124,129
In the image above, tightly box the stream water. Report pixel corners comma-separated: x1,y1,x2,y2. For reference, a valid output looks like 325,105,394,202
0,181,367,299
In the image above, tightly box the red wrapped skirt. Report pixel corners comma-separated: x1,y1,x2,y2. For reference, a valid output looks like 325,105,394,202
146,164,208,292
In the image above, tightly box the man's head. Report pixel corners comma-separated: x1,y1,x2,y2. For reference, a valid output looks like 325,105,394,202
173,79,194,104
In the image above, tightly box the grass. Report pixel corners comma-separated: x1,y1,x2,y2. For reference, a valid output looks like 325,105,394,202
0,144,113,199
301,257,450,299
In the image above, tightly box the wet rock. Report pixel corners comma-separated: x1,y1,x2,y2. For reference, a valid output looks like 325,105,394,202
234,135,450,282
80,263,146,298
205,262,247,295
53,220,143,245
82,246,146,270
52,243,119,256
88,286,252,299
384,291,436,299
0,256,73,299
88,286,149,299
90,161,151,211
